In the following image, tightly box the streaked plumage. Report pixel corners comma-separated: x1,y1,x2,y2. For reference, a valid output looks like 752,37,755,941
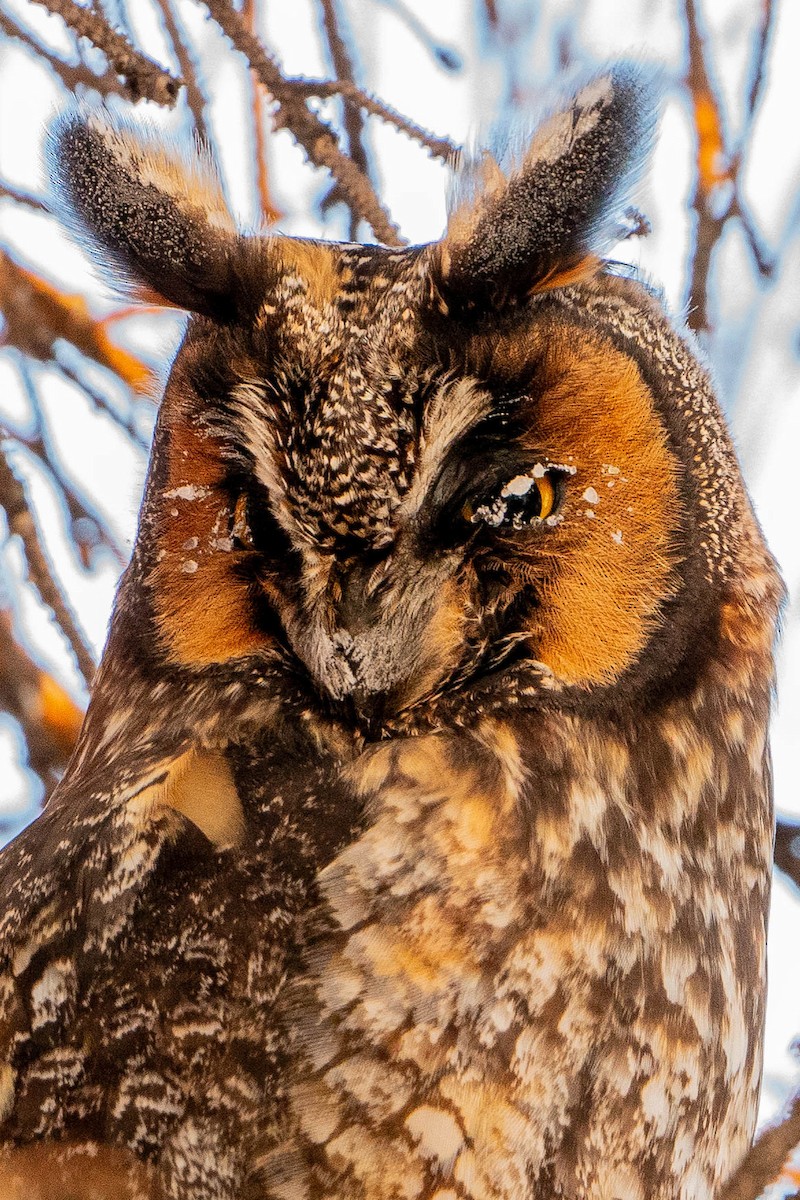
0,67,782,1200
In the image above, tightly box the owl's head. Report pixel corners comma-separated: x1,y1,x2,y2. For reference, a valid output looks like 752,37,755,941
52,69,769,732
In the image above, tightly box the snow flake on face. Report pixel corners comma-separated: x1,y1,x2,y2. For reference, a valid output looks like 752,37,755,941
603,464,620,476
582,487,599,505
611,529,623,545
501,472,539,498
181,560,198,574
164,484,211,502
471,496,508,527
182,537,199,551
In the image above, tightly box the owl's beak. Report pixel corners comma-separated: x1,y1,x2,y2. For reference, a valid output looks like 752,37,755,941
284,565,465,723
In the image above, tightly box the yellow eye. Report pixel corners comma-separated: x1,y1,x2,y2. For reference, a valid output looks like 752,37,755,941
463,470,560,529
232,493,255,548
536,473,556,519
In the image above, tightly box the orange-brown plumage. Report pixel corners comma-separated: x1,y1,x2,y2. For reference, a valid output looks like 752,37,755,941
0,65,782,1200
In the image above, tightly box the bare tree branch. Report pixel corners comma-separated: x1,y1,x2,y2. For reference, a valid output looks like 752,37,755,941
27,0,181,104
53,358,150,452
0,6,132,100
317,0,372,238
241,0,283,225
11,362,129,566
718,1091,800,1200
740,0,777,146
0,248,155,395
0,440,96,686
154,0,213,143
775,818,800,894
201,0,403,245
292,77,457,160
375,0,462,72
0,610,84,801
0,178,48,213
682,0,774,333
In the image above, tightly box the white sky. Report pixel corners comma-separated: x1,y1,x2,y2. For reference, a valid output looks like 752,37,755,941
0,0,798,1136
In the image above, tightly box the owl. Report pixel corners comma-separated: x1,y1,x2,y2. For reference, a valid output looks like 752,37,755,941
0,67,782,1200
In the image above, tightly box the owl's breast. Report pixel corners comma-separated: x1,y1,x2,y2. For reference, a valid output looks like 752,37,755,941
262,700,772,1200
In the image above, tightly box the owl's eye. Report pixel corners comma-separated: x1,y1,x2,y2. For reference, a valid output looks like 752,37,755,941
462,470,560,530
232,493,255,549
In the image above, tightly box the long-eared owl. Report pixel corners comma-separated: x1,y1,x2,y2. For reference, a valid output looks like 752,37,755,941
0,67,782,1200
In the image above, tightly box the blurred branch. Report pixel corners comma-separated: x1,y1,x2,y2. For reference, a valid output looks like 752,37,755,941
154,0,213,143
293,77,457,160
0,611,83,799
682,0,774,334
11,423,126,567
12,357,133,566
0,441,96,685
0,178,48,213
374,0,462,72
775,818,800,894
54,358,150,451
27,0,181,105
0,6,128,99
317,0,372,238
739,0,776,150
0,248,155,395
718,1090,800,1200
242,0,283,226
202,0,403,245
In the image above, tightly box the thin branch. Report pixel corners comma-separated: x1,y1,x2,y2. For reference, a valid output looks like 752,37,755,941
375,0,462,72
0,178,48,214
0,7,131,101
13,359,130,566
54,358,149,451
729,193,774,278
718,1091,800,1200
0,610,84,800
740,0,777,148
0,247,155,395
775,818,800,894
21,429,126,568
291,77,457,160
242,0,283,225
7,415,127,568
0,441,96,686
155,0,213,144
317,0,372,238
27,0,181,105
682,0,728,333
681,0,774,333
201,0,403,245
481,0,499,29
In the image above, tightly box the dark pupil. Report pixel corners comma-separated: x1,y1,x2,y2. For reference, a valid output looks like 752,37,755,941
472,479,542,528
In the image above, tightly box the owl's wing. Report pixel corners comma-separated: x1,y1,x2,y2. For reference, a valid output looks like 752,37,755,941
0,112,263,1113
0,756,186,1082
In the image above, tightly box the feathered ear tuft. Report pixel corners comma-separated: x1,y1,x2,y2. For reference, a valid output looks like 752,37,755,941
48,113,247,319
430,64,659,315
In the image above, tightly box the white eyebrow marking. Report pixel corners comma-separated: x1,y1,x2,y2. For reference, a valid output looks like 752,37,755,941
401,377,492,518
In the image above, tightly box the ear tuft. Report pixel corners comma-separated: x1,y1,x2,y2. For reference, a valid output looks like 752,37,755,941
48,113,244,318
432,65,659,314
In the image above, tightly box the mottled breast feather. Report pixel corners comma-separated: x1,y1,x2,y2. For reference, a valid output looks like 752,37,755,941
0,64,782,1200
